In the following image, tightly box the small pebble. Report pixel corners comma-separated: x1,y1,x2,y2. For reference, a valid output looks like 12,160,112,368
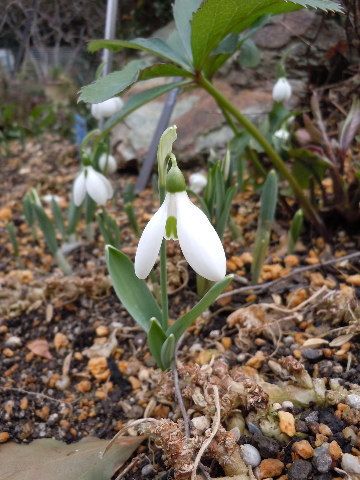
346,394,360,410
341,453,360,474
292,440,314,459
288,459,312,480
282,400,294,411
240,444,261,467
0,432,9,443
253,433,280,458
302,348,323,361
313,446,332,473
5,336,22,348
257,459,284,479
141,464,155,475
278,410,296,436
305,411,319,423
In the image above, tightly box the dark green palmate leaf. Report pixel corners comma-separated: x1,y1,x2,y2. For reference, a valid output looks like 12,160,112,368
190,0,342,69
103,80,189,132
106,246,162,332
88,38,191,70
167,275,233,340
148,318,167,370
0,436,144,480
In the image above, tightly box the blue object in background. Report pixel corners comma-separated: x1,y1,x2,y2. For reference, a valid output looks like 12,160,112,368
74,114,87,145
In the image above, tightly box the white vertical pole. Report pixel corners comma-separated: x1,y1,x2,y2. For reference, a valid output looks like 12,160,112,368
102,0,118,75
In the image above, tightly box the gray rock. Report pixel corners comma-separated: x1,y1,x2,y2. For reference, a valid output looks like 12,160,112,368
313,446,332,473
341,453,360,474
346,394,360,410
240,444,261,467
5,336,22,348
302,348,323,361
288,459,312,480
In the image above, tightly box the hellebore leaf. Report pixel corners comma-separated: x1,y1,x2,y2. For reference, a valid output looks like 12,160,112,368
0,435,144,480
103,80,188,133
190,0,342,70
79,60,144,103
106,246,162,333
173,0,203,61
167,275,233,340
238,38,261,68
148,318,167,370
139,63,193,81
88,38,191,70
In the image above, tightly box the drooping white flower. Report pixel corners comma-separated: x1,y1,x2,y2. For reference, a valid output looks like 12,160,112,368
99,153,117,174
135,190,226,282
274,128,290,141
189,172,207,194
73,166,113,206
272,77,292,103
91,97,123,120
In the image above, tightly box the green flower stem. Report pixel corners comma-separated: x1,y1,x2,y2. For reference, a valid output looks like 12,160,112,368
159,184,169,330
198,75,327,236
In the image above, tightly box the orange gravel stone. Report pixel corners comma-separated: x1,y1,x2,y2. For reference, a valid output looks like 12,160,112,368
257,459,284,479
292,439,314,459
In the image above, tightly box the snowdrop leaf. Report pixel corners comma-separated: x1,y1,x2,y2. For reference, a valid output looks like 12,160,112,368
166,275,233,340
88,38,190,70
190,0,342,69
161,334,176,370
51,197,66,238
103,80,188,133
148,318,167,370
216,185,236,239
32,204,58,256
106,246,162,333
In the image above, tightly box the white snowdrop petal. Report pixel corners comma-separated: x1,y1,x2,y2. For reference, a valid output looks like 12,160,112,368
135,195,169,279
189,172,207,194
175,192,226,281
91,104,101,120
73,171,87,206
272,77,292,102
99,153,117,173
85,167,111,205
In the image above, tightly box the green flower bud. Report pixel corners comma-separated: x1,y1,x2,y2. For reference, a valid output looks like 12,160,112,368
166,155,186,193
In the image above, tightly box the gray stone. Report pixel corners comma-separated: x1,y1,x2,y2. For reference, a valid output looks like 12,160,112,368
346,394,360,410
342,453,360,474
288,459,312,480
240,444,261,467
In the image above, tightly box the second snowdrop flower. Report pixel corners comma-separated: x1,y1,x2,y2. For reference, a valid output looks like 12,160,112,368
91,97,123,120
135,159,226,282
73,166,113,206
272,77,292,103
99,153,117,174
189,172,207,194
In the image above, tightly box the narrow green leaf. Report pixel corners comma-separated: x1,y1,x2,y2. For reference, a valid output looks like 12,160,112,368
103,80,188,132
6,222,19,257
160,334,176,370
216,185,236,239
251,232,270,284
191,0,342,69
88,38,190,70
259,170,278,230
106,246,162,332
23,195,35,227
79,60,144,103
67,198,81,235
85,195,97,224
33,204,58,256
148,318,167,370
288,209,304,254
51,197,66,238
167,275,233,340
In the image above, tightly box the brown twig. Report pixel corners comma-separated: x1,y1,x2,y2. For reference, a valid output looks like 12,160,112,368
219,251,360,299
0,386,72,406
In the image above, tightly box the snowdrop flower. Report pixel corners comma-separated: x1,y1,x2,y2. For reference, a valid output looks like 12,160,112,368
189,172,207,194
135,160,226,282
91,97,123,120
99,153,117,174
272,77,292,103
274,128,290,141
73,166,113,206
